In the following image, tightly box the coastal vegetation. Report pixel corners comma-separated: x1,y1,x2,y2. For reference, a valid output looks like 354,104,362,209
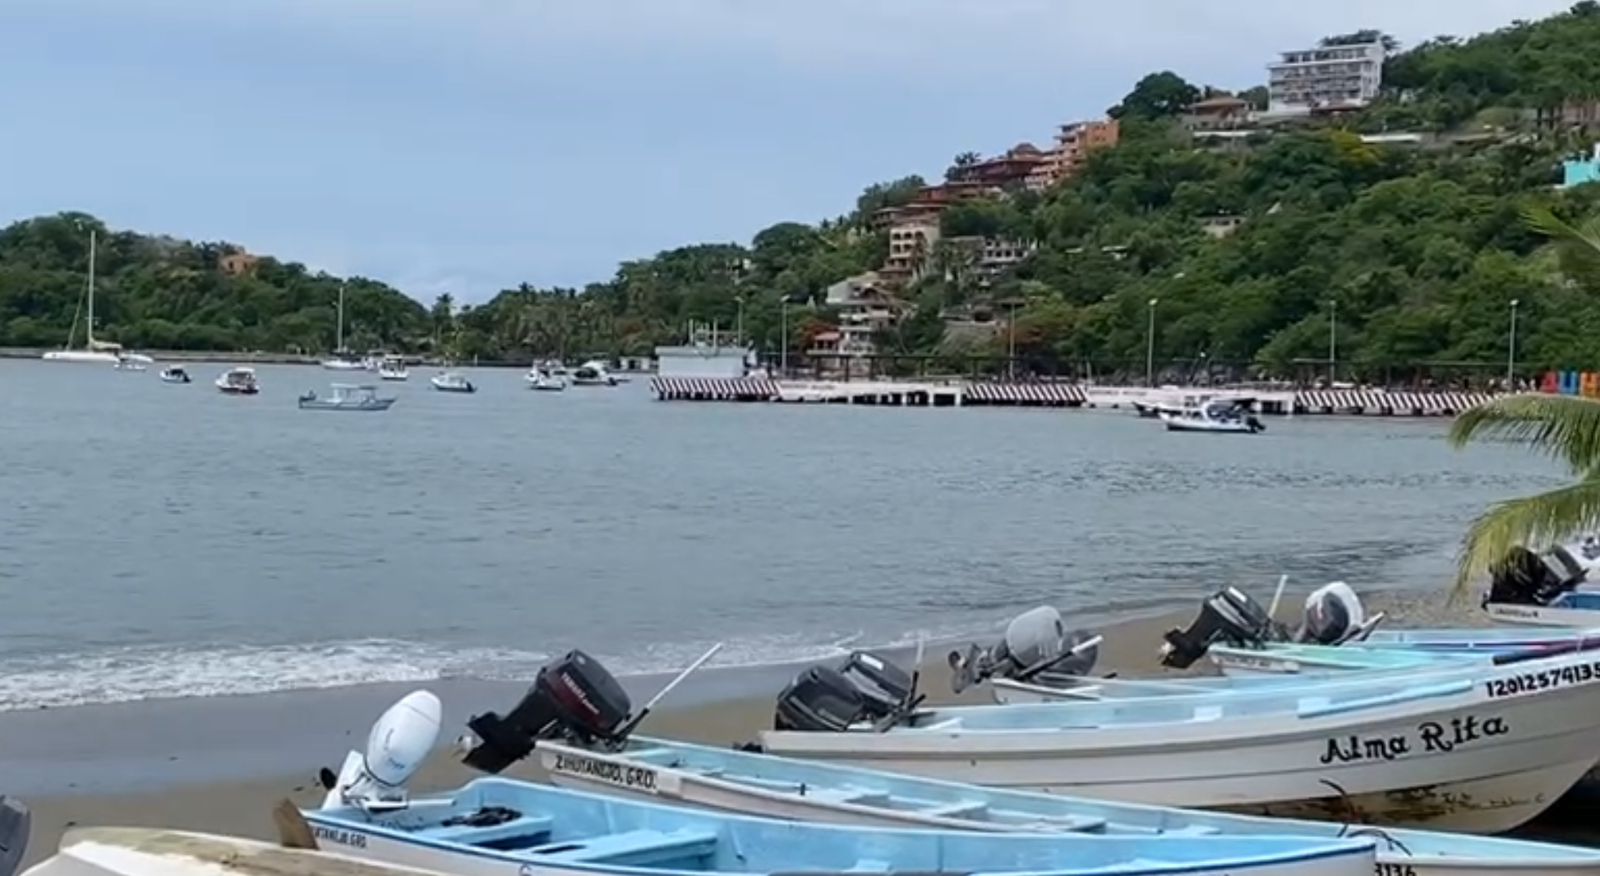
5,5,1600,381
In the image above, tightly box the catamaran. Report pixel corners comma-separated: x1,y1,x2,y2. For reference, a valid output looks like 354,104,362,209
42,230,151,366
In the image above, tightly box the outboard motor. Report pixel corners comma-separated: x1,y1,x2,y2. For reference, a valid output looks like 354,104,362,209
318,690,443,811
1160,586,1286,669
836,651,913,721
948,606,1100,694
774,650,917,732
0,797,28,876
460,650,632,773
1297,581,1364,644
1486,545,1587,607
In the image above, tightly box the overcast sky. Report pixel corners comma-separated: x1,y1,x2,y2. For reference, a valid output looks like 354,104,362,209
0,1,1575,302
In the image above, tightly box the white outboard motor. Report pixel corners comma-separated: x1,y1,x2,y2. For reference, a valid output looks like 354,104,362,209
0,797,28,876
319,690,442,811
948,607,1099,694
1298,581,1363,644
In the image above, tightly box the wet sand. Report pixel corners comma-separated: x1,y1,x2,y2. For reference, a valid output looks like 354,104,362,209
14,597,1597,868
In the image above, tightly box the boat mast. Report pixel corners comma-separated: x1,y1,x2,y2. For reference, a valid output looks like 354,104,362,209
85,229,97,346
336,283,346,352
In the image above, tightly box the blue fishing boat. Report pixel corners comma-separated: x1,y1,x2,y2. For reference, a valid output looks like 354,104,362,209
297,383,396,411
305,777,1375,876
1208,629,1600,676
527,735,1600,876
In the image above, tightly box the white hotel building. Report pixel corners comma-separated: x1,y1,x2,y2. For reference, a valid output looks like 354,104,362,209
1267,41,1386,115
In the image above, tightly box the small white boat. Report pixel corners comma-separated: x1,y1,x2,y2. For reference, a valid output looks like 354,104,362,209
20,827,442,876
570,359,617,387
42,230,150,366
1159,399,1264,433
158,366,191,384
527,361,568,391
1482,541,1600,627
214,367,259,395
378,355,410,381
430,371,476,394
298,383,395,411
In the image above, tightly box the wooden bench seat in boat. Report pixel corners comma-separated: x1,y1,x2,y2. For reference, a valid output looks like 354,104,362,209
527,829,720,867
422,814,554,847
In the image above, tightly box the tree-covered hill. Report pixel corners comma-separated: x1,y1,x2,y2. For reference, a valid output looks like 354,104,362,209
7,4,1600,381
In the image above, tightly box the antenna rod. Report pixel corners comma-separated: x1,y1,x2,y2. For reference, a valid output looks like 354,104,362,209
1266,574,1289,619
615,642,723,740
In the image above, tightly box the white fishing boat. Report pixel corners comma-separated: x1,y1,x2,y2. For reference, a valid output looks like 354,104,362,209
571,360,617,387
378,355,410,381
112,353,151,372
214,367,260,395
1159,399,1264,433
158,366,191,384
19,827,444,876
303,690,1377,876
430,371,476,394
526,360,568,391
42,230,149,366
298,384,395,411
758,644,1600,832
1481,541,1600,627
322,285,366,371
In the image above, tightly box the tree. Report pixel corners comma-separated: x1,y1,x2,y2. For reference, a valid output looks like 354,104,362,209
1447,206,1600,588
952,151,981,167
1320,29,1398,53
1109,71,1201,120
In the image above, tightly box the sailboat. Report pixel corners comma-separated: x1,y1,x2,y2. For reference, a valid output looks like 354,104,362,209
322,284,364,371
42,230,138,365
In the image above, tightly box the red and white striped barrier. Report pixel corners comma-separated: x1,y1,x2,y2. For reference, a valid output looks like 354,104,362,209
1294,390,1495,414
964,383,1087,405
650,377,778,401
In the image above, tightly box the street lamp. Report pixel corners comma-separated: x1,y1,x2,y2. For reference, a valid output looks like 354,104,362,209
1328,298,1338,386
1508,298,1520,387
1146,298,1159,388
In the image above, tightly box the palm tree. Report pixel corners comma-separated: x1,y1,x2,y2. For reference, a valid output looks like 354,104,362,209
1448,205,1600,589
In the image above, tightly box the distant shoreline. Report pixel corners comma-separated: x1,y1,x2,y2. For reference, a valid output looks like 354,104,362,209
0,348,651,369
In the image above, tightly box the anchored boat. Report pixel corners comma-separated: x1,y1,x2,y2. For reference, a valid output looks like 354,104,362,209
214,367,259,395
158,366,191,384
430,371,476,393
527,361,568,391
1159,399,1265,433
298,384,395,411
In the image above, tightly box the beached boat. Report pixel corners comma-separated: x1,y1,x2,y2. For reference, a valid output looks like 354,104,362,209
306,777,1374,876
298,384,395,412
1159,399,1264,433
528,735,1600,876
430,371,476,394
378,355,410,382
758,644,1600,832
571,360,617,387
1481,542,1600,627
527,361,568,391
19,827,443,876
214,367,259,395
158,366,191,384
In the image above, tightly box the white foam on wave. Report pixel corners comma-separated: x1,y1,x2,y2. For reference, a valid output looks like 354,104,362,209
0,639,553,712
0,623,1007,712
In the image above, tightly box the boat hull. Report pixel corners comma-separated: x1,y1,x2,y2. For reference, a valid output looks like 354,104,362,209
298,399,395,411
1485,601,1600,628
538,742,1600,876
761,670,1600,832
41,350,120,364
23,828,437,876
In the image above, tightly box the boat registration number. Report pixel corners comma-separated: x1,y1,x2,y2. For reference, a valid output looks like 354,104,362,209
1374,864,1415,876
312,826,368,849
549,752,660,792
1484,660,1600,699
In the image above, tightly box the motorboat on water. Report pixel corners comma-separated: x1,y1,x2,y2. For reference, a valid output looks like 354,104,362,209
42,229,151,366
1159,399,1264,433
298,383,395,411
301,691,1377,876
527,360,569,391
571,359,618,387
214,367,259,395
430,371,476,393
378,355,410,381
158,366,191,384
112,353,152,372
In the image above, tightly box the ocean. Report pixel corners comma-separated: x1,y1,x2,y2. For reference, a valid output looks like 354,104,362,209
0,359,1562,713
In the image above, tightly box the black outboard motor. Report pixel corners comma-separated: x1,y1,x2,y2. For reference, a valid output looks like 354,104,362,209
774,650,916,732
460,650,632,773
948,606,1100,694
836,651,913,721
1160,587,1286,669
1486,545,1587,607
0,796,28,876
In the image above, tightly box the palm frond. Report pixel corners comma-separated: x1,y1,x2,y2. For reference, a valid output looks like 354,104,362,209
1524,205,1600,291
1448,393,1600,475
1454,476,1600,595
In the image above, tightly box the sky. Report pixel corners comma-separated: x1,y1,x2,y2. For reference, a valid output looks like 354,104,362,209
0,1,1576,304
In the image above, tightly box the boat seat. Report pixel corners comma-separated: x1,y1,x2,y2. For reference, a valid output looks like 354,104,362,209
529,829,719,867
422,814,555,847
920,801,988,820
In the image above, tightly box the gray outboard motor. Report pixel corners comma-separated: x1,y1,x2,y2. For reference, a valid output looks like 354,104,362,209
1297,581,1367,645
0,796,29,876
1160,586,1286,669
948,606,1099,694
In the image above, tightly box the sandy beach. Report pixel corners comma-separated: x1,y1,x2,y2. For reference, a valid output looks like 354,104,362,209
12,599,1598,868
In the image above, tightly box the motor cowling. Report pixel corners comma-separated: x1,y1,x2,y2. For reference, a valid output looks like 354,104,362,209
1486,546,1587,607
948,607,1099,693
774,665,872,732
0,796,28,876
1297,582,1364,645
1160,586,1286,669
460,650,631,774
837,651,912,721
